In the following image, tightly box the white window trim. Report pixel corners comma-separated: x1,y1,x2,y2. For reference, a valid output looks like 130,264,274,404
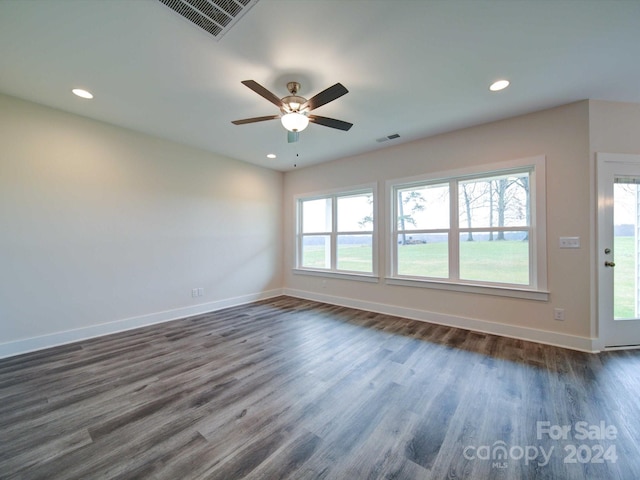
385,155,548,301
292,269,380,283
294,183,379,281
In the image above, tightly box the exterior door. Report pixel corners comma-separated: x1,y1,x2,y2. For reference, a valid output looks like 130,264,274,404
598,153,640,348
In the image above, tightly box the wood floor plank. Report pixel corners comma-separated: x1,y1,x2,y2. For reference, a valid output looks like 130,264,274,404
2,296,640,479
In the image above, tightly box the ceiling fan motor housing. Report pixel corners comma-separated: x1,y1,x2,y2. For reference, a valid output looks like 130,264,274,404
281,95,307,113
286,81,301,94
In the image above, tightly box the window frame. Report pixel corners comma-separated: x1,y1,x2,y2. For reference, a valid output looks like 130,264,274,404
294,184,378,282
386,156,548,301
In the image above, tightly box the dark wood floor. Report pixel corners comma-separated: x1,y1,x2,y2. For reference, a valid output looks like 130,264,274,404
1,296,640,479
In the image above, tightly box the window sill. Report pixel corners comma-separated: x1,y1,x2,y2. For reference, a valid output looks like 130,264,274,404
385,277,549,301
293,269,380,283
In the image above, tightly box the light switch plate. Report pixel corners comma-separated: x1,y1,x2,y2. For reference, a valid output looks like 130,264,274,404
559,236,580,248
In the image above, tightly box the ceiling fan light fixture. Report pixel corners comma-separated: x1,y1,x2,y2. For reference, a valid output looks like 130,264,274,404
281,112,309,132
232,80,352,141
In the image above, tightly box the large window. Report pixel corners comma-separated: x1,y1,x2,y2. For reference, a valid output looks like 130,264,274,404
296,187,376,276
389,157,547,297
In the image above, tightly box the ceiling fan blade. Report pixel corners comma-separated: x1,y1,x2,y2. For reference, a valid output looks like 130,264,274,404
288,131,299,143
308,115,353,131
302,83,348,111
232,115,280,125
241,80,283,108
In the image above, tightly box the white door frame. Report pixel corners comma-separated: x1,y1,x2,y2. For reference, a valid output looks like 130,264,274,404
597,152,640,349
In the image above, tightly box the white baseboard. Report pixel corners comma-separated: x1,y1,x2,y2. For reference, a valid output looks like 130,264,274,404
284,288,598,353
0,289,284,359
2,288,598,359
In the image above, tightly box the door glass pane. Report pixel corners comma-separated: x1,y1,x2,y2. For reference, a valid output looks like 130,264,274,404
459,231,530,285
613,180,640,319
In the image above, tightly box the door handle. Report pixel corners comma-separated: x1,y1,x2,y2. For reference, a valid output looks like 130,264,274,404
605,261,616,267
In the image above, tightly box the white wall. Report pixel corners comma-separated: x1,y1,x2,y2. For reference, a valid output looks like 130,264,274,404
589,100,640,342
589,100,640,154
5,96,637,358
0,94,283,357
284,101,595,351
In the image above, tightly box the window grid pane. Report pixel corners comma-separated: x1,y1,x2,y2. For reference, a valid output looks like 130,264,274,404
301,235,331,269
458,173,530,229
397,184,449,231
337,234,373,272
302,198,332,233
397,233,449,278
337,193,373,232
458,231,530,285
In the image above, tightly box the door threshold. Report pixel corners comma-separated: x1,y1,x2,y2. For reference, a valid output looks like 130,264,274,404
604,344,640,351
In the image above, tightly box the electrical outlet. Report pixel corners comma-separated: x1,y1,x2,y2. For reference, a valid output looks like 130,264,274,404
191,288,198,298
554,308,565,321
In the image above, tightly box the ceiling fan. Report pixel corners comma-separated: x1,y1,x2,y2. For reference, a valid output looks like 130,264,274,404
232,80,353,143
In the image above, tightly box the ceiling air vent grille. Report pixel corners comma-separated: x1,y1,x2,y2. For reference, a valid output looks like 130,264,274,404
376,133,401,143
158,0,260,40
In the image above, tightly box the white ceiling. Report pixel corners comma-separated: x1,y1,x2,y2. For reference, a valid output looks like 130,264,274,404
1,0,639,171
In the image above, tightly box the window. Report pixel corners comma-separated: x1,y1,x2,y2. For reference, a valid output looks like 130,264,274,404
396,183,450,279
296,187,376,277
389,156,547,299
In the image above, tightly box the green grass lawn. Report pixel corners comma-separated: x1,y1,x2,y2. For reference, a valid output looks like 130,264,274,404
397,242,449,279
303,237,639,316
338,245,373,272
303,240,530,284
301,244,374,272
399,240,530,284
614,236,636,319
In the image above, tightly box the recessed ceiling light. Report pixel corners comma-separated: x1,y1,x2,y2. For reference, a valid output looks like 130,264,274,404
489,80,510,92
72,88,93,99
266,153,276,159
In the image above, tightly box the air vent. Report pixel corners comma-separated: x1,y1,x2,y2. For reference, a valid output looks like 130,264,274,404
376,133,401,143
158,0,260,40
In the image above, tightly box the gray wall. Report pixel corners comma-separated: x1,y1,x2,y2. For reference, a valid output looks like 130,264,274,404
0,94,283,356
